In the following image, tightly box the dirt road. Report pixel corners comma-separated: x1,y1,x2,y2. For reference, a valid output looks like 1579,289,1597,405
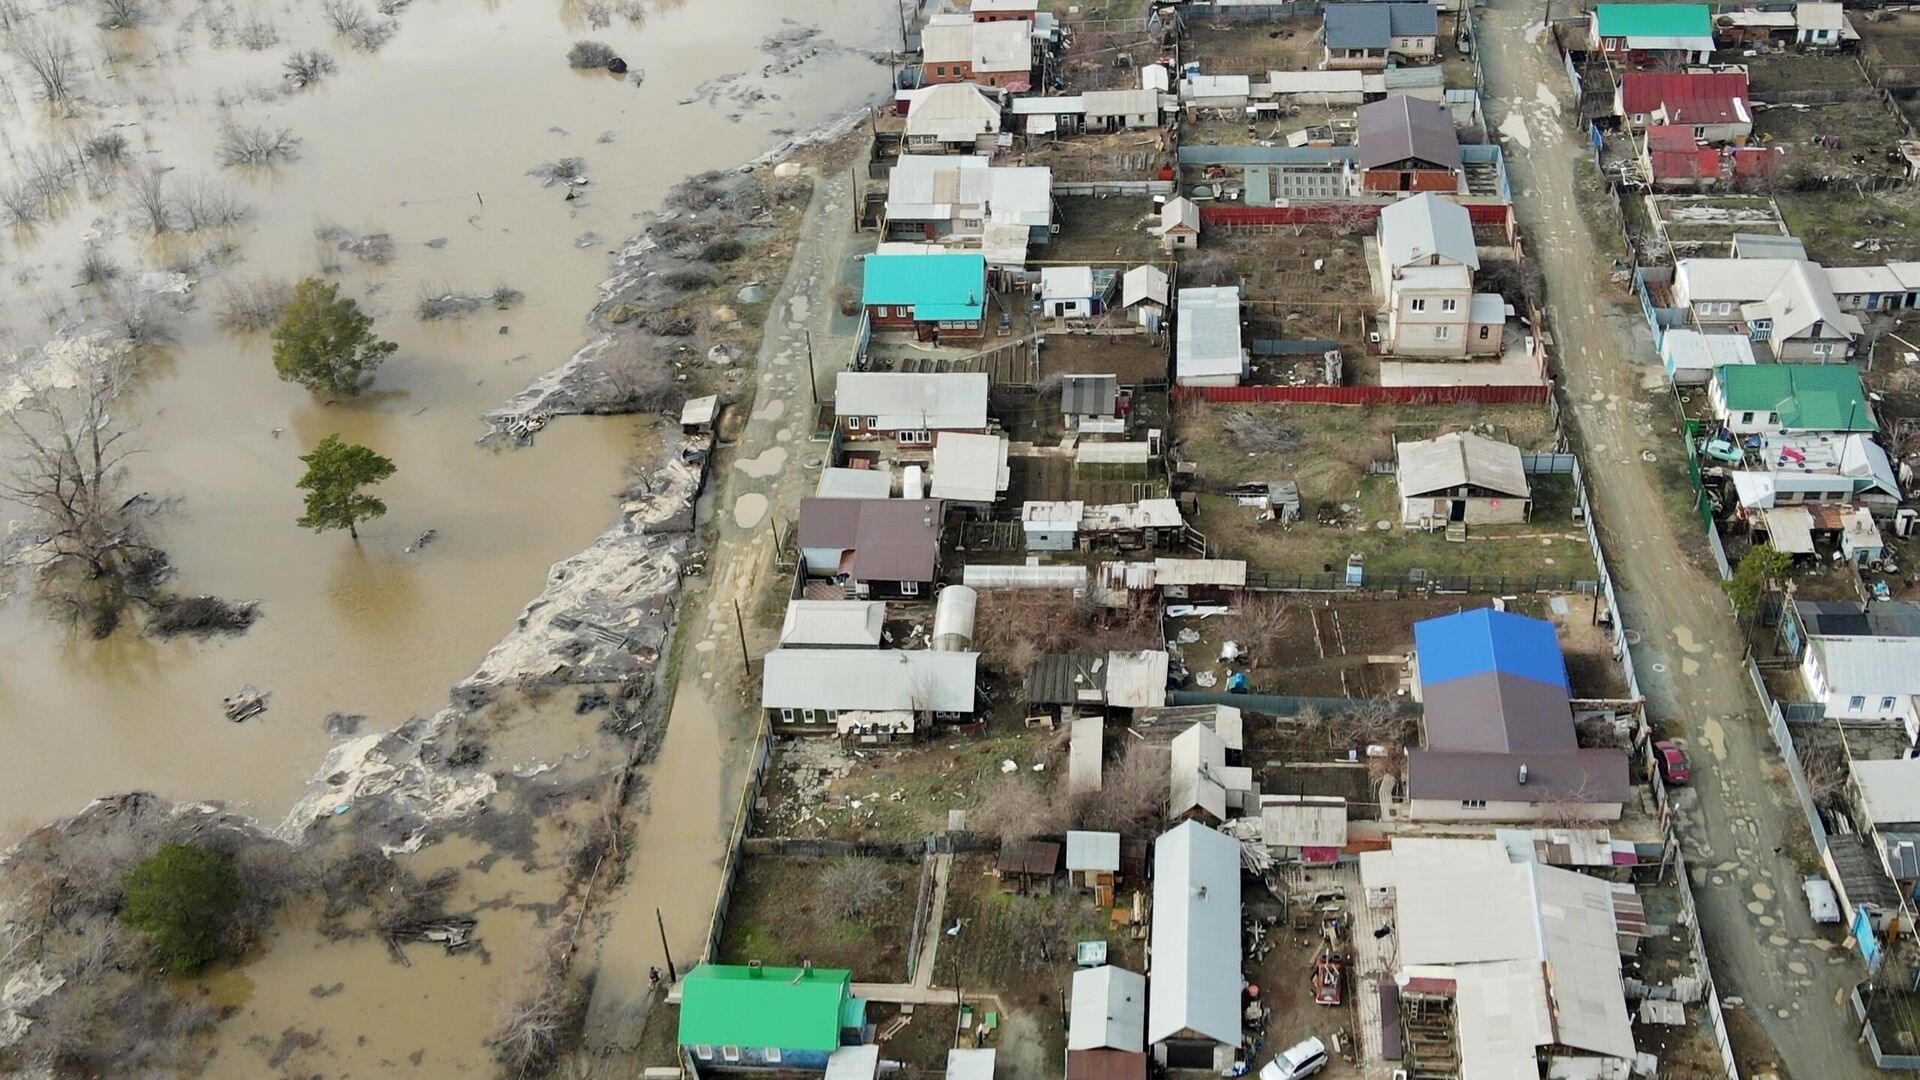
1476,5,1872,1076
577,161,873,1057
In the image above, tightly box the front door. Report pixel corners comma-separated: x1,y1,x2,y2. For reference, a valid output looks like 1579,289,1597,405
1449,499,1467,522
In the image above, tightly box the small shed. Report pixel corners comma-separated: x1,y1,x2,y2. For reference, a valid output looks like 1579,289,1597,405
1259,794,1348,864
1104,650,1169,710
1042,266,1107,319
1070,716,1105,794
946,1049,997,1080
680,394,719,434
1396,431,1531,529
1063,374,1122,422
1065,829,1122,890
1159,198,1200,252
1023,500,1085,551
1659,329,1755,386
996,839,1062,892
1122,265,1170,331
1174,287,1244,387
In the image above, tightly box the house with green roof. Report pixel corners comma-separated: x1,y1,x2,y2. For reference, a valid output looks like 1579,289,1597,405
1589,4,1715,64
1709,364,1875,435
678,963,866,1072
863,252,989,341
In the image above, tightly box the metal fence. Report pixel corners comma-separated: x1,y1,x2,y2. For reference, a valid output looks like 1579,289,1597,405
1243,568,1594,594
1173,383,1552,406
1169,689,1422,716
698,725,774,966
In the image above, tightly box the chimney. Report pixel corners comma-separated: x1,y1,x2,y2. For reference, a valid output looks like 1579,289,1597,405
1518,762,1529,786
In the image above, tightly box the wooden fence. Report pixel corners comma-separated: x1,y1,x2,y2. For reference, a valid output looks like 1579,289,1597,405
1172,382,1551,405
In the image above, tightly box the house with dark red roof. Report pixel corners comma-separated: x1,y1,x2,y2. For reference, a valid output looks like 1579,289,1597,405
1615,71,1751,143
1641,125,1721,189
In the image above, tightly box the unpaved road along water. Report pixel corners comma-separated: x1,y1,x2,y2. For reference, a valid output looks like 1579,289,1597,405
0,0,895,839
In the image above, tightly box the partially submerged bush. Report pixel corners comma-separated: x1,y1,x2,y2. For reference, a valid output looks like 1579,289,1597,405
662,269,712,292
146,594,259,637
284,47,337,85
119,843,242,972
700,237,745,263
216,121,301,167
566,39,617,70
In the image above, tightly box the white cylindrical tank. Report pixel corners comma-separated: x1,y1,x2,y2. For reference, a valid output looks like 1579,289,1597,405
902,464,925,500
932,585,978,652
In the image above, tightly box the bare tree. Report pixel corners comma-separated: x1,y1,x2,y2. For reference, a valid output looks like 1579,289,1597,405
493,930,587,1077
284,47,337,85
972,774,1067,846
1799,744,1852,808
819,857,892,920
95,0,146,29
214,275,292,332
1223,593,1294,670
9,24,79,103
1325,696,1409,750
215,121,300,167
1,358,167,635
123,164,173,234
1074,742,1166,836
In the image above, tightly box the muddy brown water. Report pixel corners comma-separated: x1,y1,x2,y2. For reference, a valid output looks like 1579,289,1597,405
0,0,893,837
0,0,894,1069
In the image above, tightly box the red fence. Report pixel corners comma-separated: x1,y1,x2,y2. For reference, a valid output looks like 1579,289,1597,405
1172,383,1551,405
1197,201,1510,228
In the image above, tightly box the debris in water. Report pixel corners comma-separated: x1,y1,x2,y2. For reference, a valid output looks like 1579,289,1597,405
424,236,448,249
405,528,439,553
324,712,365,737
223,685,269,723
574,232,601,249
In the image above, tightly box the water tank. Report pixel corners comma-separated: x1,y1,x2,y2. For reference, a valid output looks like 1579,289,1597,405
902,464,925,500
932,585,978,652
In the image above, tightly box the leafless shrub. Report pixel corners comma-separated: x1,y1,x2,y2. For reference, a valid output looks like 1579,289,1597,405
493,932,588,1077
284,47,336,84
972,774,1069,846
75,244,121,287
320,0,391,49
234,13,278,48
124,165,173,233
146,594,258,637
619,0,643,22
177,177,250,229
596,334,685,413
216,120,300,167
566,38,616,69
666,169,729,211
1324,696,1409,750
701,237,746,262
105,282,175,346
416,283,523,320
1800,743,1852,807
583,0,609,27
1004,893,1072,963
1073,744,1166,836
0,178,43,224
83,129,130,167
818,857,892,919
0,0,28,30
9,23,80,102
95,0,146,29
214,275,293,332
528,156,586,186
662,268,712,292
1220,409,1303,454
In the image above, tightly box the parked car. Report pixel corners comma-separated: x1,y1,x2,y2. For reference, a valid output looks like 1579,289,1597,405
1804,876,1842,924
1259,1037,1328,1080
1654,739,1691,785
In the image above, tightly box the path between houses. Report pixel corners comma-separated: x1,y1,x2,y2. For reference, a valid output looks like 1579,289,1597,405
1478,4,1872,1076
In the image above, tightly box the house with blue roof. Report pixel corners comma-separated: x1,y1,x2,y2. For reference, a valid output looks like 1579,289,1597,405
1406,609,1630,824
863,252,989,341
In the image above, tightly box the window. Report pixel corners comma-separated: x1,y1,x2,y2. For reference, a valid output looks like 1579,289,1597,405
1883,697,1898,712
695,1046,715,1061
1851,695,1867,711
847,416,863,431
1461,799,1487,809
802,709,818,724
1740,412,1755,424
1478,325,1491,340
765,1048,783,1064
1435,325,1451,340
960,217,983,230
867,416,878,428
902,581,921,596
1410,298,1427,312
1632,113,1646,125
1717,301,1734,316
780,708,795,723
935,65,946,75
1441,298,1457,313
1693,125,1706,139
722,1047,741,1063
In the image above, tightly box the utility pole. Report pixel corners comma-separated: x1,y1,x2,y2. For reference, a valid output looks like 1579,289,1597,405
806,330,820,405
734,598,751,672
897,0,909,54
656,908,678,983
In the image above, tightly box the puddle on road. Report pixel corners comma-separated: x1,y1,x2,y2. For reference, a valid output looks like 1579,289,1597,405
1673,625,1707,654
1701,716,1729,761
733,491,770,528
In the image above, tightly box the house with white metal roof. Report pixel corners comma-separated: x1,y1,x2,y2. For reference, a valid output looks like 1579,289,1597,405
902,83,1002,154
1147,821,1243,1070
1258,794,1347,864
836,371,989,440
1169,723,1255,823
1069,965,1146,1053
1802,635,1920,741
761,648,977,729
930,432,1011,507
1396,430,1530,528
1083,88,1161,131
1672,258,1861,361
1158,198,1200,253
1174,287,1244,386
1105,649,1169,710
1040,265,1114,320
1068,720,1105,797
1658,328,1755,386
1376,194,1505,357
816,465,894,500
1121,265,1169,330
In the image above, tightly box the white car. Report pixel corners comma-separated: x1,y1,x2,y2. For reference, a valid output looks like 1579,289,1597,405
1259,1037,1328,1080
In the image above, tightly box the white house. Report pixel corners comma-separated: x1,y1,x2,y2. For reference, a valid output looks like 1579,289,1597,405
1147,821,1242,1071
1169,723,1256,824
1174,287,1244,387
902,83,1004,154
760,648,978,729
1122,265,1169,330
1801,635,1920,742
1159,197,1200,252
835,371,990,440
1396,431,1530,528
1040,265,1109,319
1672,258,1861,361
1796,1,1854,47
1069,965,1146,1052
1376,194,1504,357
779,599,887,649
930,431,1011,506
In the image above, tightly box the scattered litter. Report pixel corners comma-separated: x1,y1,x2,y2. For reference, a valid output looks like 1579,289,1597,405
222,685,269,723
1001,759,1018,773
1176,628,1200,644
1195,671,1219,688
1031,763,1046,772
1220,640,1241,662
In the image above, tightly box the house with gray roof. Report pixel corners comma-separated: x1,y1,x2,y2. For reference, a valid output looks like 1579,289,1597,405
1323,2,1439,70
761,648,978,733
1397,430,1530,528
1174,286,1245,387
1147,821,1242,1071
1376,193,1505,357
1356,95,1461,193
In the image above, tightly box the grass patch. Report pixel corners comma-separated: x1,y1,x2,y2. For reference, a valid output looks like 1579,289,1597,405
1049,195,1163,266
717,855,920,981
1775,188,1920,264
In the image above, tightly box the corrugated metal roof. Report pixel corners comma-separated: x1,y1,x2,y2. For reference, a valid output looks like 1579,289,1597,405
1761,506,1816,554
1379,192,1478,271
798,497,944,583
1146,822,1243,1047
1396,431,1528,499
1712,363,1872,432
1150,558,1246,587
1084,88,1158,117
1852,758,1920,827
760,649,977,712
1619,71,1749,125
1070,966,1146,1052
1030,651,1108,706
1063,374,1121,417
1122,265,1168,309
862,253,988,323
931,432,1010,504
817,466,895,500
1407,746,1630,803
1413,608,1568,691
836,371,989,430
1356,95,1461,172
1067,830,1122,873
1105,650,1168,709
678,964,852,1051
1176,286,1242,380
946,1049,997,1080
1594,3,1711,40
1794,599,1920,639
1070,718,1106,794
1259,795,1347,849
963,563,1090,590
1170,723,1229,821
1810,636,1920,702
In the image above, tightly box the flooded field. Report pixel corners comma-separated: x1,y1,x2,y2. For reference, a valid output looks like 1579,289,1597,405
0,0,895,837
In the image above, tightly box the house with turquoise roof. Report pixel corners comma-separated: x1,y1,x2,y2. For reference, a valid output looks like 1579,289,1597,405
1589,4,1714,64
862,252,989,341
677,963,867,1073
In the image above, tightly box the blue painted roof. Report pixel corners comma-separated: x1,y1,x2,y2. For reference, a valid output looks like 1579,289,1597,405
862,253,987,323
1412,608,1569,692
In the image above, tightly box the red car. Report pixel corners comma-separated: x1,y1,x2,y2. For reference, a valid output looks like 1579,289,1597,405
1654,740,1691,785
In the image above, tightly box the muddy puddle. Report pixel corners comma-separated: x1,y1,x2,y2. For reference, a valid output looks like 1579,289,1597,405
0,0,895,836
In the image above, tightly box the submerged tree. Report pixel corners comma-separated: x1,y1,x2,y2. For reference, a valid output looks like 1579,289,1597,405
295,435,395,539
0,357,167,636
270,277,395,396
119,843,241,973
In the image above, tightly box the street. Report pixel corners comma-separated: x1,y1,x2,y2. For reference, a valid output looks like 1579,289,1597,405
1475,3,1873,1075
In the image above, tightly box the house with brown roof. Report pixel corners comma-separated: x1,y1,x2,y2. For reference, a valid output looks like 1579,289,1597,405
798,498,944,598
1356,96,1461,194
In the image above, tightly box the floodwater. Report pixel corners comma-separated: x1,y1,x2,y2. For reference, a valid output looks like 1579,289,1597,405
0,0,897,840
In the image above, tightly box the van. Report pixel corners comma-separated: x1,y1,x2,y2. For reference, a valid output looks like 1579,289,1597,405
1259,1037,1328,1080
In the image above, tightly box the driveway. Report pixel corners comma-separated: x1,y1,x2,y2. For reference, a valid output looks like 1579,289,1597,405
1474,3,1873,1075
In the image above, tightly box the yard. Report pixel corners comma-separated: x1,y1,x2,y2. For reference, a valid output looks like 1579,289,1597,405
1055,8,1162,91
1775,188,1920,264
1049,194,1166,266
1191,227,1377,356
1750,98,1909,189
1006,128,1172,185
716,854,923,981
1641,193,1789,259
1184,17,1326,76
